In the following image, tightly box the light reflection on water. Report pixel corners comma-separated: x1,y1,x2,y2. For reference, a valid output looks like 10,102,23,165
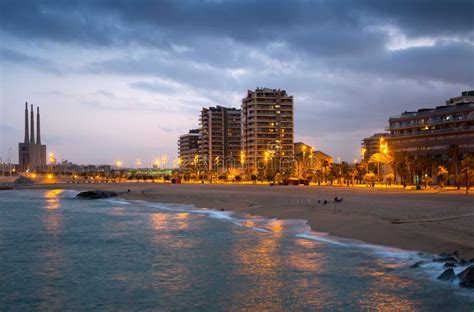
0,190,472,311
42,189,63,235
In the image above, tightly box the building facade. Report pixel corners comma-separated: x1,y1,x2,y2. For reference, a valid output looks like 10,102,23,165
294,142,333,177
18,103,46,172
178,129,200,172
387,91,474,158
241,88,294,174
361,133,388,161
200,106,241,171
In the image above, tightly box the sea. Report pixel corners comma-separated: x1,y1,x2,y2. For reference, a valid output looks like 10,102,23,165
0,189,473,311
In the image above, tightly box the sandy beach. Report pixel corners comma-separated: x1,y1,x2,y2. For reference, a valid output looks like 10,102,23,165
24,182,474,259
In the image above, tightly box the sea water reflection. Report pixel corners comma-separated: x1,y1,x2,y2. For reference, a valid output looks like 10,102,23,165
0,190,472,311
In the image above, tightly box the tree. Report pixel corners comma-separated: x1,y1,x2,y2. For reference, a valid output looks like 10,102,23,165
385,173,395,186
436,165,449,188
369,152,393,181
393,151,410,185
448,144,461,189
461,155,474,195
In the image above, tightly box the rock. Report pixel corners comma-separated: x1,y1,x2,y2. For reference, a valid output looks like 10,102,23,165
76,190,118,199
444,262,456,268
437,268,455,281
468,258,474,264
410,261,425,268
433,256,458,263
13,176,34,186
457,265,474,288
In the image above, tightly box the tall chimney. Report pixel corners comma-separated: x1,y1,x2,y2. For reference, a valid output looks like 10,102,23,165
30,104,35,144
24,102,29,143
36,107,41,145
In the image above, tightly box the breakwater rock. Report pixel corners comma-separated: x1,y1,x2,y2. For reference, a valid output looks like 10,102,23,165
76,190,118,199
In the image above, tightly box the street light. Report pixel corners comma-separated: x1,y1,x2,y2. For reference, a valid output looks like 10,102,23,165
115,160,123,168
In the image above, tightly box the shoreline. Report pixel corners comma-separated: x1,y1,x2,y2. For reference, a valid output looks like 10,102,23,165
15,182,474,259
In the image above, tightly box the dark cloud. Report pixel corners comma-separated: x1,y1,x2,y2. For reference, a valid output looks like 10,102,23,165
0,47,61,73
1,0,472,162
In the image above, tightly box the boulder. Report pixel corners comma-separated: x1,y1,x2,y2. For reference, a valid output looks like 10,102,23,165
457,265,474,288
13,176,34,186
437,268,455,281
433,256,458,263
444,262,456,268
410,261,425,268
76,190,118,199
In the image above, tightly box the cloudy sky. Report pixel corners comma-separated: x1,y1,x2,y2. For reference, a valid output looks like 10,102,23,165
1,0,473,166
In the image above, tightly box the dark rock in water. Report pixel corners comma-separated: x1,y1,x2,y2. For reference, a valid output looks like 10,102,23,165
444,262,456,268
437,268,455,281
457,266,474,288
452,250,459,257
433,256,458,263
76,190,118,199
459,259,467,266
417,252,424,256
410,261,425,268
13,176,34,186
468,258,474,264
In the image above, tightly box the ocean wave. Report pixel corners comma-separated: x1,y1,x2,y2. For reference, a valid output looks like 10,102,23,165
116,197,473,292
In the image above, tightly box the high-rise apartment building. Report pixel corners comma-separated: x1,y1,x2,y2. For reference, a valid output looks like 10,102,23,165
387,91,474,157
178,129,200,172
200,106,241,171
241,88,294,173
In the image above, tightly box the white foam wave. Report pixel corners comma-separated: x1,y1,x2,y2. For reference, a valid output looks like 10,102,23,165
295,233,348,246
104,199,131,205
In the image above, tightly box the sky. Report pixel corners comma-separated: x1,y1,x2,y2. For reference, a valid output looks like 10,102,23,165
1,0,473,166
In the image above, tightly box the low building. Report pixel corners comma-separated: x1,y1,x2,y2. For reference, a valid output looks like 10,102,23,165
294,142,333,177
387,91,474,158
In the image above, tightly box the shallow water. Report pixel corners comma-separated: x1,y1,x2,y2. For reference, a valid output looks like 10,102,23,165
0,189,472,311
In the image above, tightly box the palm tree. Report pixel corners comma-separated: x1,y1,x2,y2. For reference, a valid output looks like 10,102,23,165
437,165,449,188
448,144,461,189
369,152,393,182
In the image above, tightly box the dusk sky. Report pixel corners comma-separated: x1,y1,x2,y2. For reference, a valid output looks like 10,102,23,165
1,0,473,166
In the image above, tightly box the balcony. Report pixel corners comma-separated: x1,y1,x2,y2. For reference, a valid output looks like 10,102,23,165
390,125,474,138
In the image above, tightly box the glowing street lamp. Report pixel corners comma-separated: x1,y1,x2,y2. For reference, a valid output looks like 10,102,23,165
49,152,57,165
115,160,123,168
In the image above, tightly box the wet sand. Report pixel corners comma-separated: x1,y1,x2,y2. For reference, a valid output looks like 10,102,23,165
27,182,474,259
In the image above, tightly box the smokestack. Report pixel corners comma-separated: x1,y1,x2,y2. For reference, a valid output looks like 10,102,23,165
36,107,41,144
30,104,35,144
24,102,29,143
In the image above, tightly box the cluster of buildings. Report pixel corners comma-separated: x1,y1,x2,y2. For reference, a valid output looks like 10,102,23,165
362,91,474,180
178,88,332,177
